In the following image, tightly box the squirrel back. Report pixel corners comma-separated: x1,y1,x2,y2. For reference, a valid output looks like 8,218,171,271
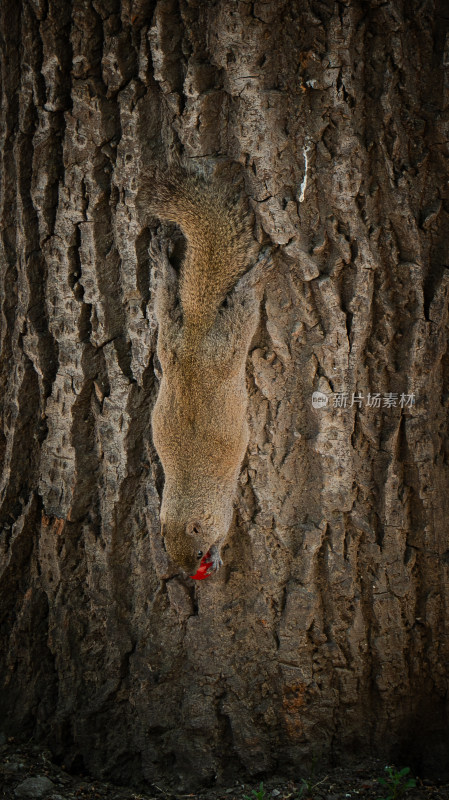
143,168,258,336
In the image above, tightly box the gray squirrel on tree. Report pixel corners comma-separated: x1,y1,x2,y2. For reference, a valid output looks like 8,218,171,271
141,164,270,577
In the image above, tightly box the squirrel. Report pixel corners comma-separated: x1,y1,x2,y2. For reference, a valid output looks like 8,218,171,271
141,166,269,577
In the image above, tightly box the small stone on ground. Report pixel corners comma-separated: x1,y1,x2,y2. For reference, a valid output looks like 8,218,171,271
14,776,55,798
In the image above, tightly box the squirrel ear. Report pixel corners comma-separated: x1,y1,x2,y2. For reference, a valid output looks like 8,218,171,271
186,521,202,537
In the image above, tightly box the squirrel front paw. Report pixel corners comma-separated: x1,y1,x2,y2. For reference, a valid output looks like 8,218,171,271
208,544,223,571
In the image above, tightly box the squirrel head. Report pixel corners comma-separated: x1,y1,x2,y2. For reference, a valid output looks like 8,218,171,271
162,520,213,575
160,487,234,575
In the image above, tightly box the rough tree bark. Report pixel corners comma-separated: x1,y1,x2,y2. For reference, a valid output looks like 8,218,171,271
1,0,449,790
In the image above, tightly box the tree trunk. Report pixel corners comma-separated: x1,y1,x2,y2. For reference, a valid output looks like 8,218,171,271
1,0,449,789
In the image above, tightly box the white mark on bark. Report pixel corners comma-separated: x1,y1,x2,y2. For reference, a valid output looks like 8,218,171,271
298,141,312,204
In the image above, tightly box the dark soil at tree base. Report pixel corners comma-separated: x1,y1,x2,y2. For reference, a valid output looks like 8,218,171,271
1,743,449,800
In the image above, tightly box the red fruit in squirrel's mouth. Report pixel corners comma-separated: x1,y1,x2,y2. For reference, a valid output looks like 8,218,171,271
190,551,214,580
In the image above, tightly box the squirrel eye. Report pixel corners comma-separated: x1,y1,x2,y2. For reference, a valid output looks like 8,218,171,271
197,550,203,559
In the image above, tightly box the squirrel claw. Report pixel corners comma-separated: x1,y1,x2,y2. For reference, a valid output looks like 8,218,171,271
208,545,223,571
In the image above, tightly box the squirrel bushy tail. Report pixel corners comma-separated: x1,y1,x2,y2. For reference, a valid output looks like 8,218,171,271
144,168,258,333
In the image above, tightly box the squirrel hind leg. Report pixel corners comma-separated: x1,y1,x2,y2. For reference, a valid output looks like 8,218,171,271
210,282,261,367
150,235,181,330
150,236,183,368
216,247,274,358
149,233,179,291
